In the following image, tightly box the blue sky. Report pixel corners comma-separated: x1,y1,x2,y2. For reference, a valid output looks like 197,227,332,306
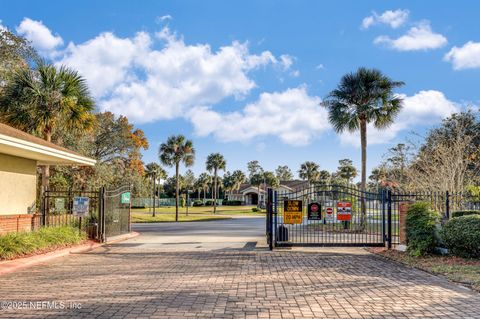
2,1,479,179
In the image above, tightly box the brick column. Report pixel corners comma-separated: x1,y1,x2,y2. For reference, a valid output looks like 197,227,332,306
399,202,411,244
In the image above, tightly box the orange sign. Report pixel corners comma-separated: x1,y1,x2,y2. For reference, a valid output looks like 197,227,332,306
337,202,352,221
284,200,303,224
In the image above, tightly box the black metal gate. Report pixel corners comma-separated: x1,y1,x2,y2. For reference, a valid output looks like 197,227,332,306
42,185,131,242
266,184,397,248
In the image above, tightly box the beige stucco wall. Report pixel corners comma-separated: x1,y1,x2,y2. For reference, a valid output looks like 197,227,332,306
0,153,37,215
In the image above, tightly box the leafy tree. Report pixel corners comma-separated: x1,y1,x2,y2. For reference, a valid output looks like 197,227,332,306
183,169,196,192
323,68,404,224
145,163,167,181
163,175,186,197
247,160,262,178
275,165,293,181
264,171,280,188
298,161,320,184
206,153,226,214
159,135,195,221
0,63,95,190
222,171,235,198
336,159,357,184
0,29,38,90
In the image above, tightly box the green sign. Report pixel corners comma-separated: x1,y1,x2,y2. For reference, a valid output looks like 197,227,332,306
121,192,131,204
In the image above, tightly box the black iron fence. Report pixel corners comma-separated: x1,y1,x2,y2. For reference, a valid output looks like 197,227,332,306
266,183,480,249
41,185,131,242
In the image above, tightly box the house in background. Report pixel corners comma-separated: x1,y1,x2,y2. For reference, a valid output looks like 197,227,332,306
228,180,309,205
0,123,96,234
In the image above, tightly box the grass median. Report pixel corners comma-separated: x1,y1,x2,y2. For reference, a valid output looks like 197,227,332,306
0,226,86,260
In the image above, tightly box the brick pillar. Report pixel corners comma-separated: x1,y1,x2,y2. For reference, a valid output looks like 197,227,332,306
399,202,411,244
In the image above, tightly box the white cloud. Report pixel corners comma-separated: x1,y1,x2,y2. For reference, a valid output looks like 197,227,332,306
0,20,6,31
315,64,325,70
156,15,172,23
340,90,459,146
56,26,290,122
188,87,329,146
374,21,447,51
362,9,409,29
444,41,480,70
15,18,63,54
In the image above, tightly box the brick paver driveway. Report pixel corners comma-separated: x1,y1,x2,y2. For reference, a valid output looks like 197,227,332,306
1,217,480,318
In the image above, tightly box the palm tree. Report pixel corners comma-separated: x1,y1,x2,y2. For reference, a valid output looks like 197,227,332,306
323,67,404,225
159,135,195,221
0,63,94,190
231,170,246,193
206,153,226,214
298,161,320,185
197,173,212,202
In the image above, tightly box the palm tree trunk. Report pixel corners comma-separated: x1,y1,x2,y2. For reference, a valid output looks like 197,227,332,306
360,118,367,229
175,162,179,222
213,168,217,214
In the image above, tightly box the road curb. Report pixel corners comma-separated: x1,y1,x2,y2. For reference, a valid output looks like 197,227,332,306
0,231,139,276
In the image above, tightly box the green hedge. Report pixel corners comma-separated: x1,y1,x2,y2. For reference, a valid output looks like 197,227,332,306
222,200,243,206
405,202,440,256
0,226,86,260
451,210,480,218
192,200,204,207
442,215,480,258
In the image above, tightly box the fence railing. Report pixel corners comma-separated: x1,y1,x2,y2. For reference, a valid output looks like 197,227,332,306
132,198,223,208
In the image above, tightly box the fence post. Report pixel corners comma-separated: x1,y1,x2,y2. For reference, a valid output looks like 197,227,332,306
387,189,392,249
267,188,273,251
445,190,450,219
41,186,46,226
99,186,106,243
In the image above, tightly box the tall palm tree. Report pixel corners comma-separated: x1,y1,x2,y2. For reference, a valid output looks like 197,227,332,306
323,67,404,224
206,153,226,214
0,63,94,190
159,135,195,221
298,161,320,185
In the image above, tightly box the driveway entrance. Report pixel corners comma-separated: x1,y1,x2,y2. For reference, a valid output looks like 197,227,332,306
1,217,479,318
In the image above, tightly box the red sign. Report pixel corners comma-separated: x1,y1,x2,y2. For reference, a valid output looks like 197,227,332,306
337,202,352,221
325,207,334,221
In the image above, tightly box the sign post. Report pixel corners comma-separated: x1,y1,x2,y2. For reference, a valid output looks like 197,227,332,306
337,201,352,230
307,202,322,220
283,200,303,224
73,197,90,233
325,206,334,222
121,192,131,204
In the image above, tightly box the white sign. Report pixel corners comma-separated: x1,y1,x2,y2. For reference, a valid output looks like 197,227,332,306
325,206,334,221
73,197,90,217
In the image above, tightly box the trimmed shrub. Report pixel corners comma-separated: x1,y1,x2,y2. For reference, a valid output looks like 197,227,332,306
0,226,86,260
252,208,260,212
222,200,243,206
451,210,480,218
204,200,214,206
405,202,440,256
442,215,480,258
192,200,204,207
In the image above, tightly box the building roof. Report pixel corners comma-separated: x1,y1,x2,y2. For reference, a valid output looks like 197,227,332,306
234,180,309,194
0,122,96,166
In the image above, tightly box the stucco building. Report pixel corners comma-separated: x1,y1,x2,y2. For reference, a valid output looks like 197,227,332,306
0,123,96,234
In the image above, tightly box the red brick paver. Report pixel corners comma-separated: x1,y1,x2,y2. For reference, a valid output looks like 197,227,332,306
0,244,479,318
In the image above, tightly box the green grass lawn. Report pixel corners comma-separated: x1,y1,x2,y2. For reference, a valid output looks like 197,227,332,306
132,205,265,216
370,248,480,292
131,213,233,223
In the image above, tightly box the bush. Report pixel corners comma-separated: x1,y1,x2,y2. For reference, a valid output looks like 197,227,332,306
192,200,204,207
222,200,243,206
442,215,480,258
204,200,213,206
252,208,260,212
405,202,440,256
0,226,86,260
451,210,480,218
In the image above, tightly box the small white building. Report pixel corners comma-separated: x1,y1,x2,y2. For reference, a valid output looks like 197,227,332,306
228,180,309,205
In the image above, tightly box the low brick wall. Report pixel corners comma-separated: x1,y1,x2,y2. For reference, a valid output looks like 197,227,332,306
0,214,41,235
